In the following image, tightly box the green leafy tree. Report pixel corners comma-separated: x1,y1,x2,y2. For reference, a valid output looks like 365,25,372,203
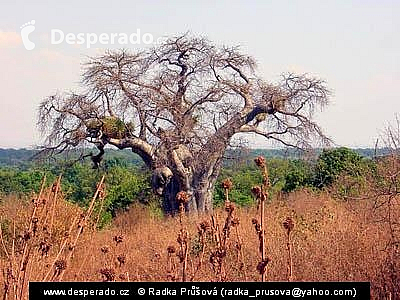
105,166,151,215
0,168,45,195
283,159,313,192
313,147,366,189
214,166,262,206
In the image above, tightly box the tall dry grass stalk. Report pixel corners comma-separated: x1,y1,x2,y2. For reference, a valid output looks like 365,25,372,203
189,220,209,281
49,175,62,237
283,217,294,281
232,218,247,280
0,174,106,299
46,175,106,281
253,156,271,282
166,245,177,281
208,179,237,281
175,191,190,282
16,175,47,299
221,178,247,280
1,175,47,300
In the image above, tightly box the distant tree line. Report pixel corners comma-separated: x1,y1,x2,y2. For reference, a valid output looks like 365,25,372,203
0,147,382,223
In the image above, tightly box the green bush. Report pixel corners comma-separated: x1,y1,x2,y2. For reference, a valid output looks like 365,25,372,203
62,163,100,205
105,166,151,215
214,166,262,207
313,148,364,188
61,163,151,226
312,148,370,198
0,160,151,227
282,160,313,192
213,157,311,206
0,168,46,195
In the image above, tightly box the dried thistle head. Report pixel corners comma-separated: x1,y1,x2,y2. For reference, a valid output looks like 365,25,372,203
231,217,240,227
51,182,58,192
113,234,124,245
32,222,38,236
167,272,177,281
31,197,37,205
209,252,218,266
167,245,176,254
100,246,110,254
99,190,106,199
209,249,226,267
99,268,115,282
118,273,127,281
176,191,190,205
198,220,210,234
254,156,266,168
5,268,13,281
154,252,161,260
176,250,185,263
54,259,67,271
117,254,126,266
283,217,295,234
256,257,271,275
221,178,233,190
225,202,235,214
98,185,107,199
251,186,262,198
177,231,188,245
97,182,105,192
216,248,227,259
235,242,242,251
42,226,49,234
39,240,51,257
252,218,262,235
77,214,85,228
22,231,31,242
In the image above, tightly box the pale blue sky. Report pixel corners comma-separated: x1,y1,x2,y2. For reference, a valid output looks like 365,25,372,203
0,0,399,148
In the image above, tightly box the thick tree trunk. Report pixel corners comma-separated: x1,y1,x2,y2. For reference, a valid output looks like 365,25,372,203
153,168,220,215
193,159,222,213
162,176,181,213
194,183,214,213
150,143,223,214
159,176,197,214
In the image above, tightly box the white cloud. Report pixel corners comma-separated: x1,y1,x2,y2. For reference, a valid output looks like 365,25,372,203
0,30,21,47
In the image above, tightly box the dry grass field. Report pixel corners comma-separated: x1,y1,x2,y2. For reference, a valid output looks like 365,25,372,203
0,178,398,299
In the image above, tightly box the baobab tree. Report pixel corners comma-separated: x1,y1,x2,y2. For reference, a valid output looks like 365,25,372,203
38,34,330,213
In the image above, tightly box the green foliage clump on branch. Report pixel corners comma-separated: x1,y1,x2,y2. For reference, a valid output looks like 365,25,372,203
86,116,133,139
